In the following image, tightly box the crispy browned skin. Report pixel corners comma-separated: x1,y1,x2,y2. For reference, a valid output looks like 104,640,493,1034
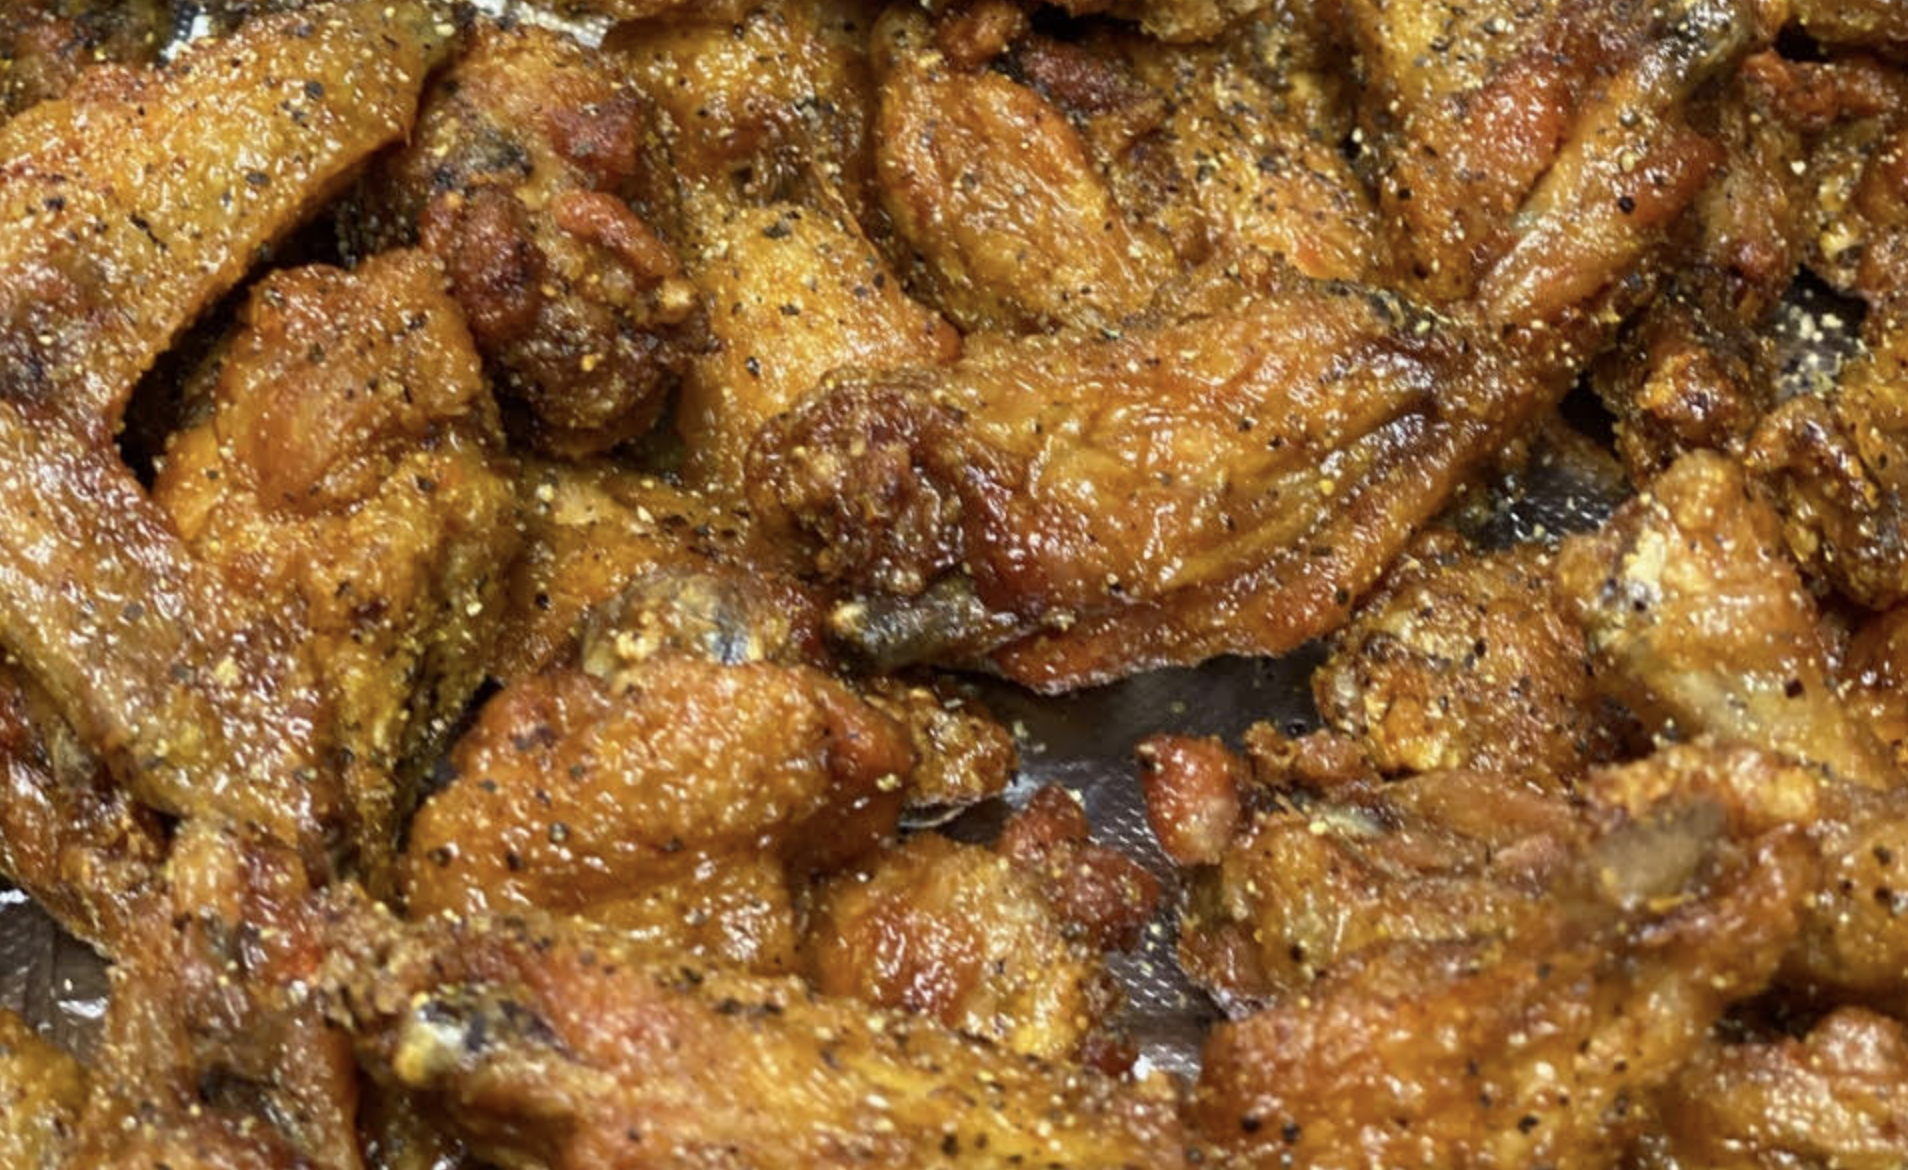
0,1009,86,1170
1193,752,1817,1168
1176,765,1584,1005
70,825,360,1170
1314,533,1625,780
673,195,960,491
871,8,1176,334
0,1,171,121
611,0,882,218
1558,450,1897,788
0,662,162,952
402,655,909,942
0,1,451,866
1348,0,1768,317
151,250,518,886
1585,743,1908,1010
802,824,1125,1063
803,787,1154,1063
1750,311,1908,610
349,23,701,456
861,677,1016,808
324,904,1193,1169
753,255,1554,690
1075,20,1379,283
0,0,448,425
1646,1009,1908,1170
494,461,828,686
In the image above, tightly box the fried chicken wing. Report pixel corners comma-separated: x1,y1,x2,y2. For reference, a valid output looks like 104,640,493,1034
870,8,1177,334
151,249,517,886
1558,449,1896,788
0,0,449,425
324,903,1193,1169
1647,1008,1908,1170
0,1,172,122
0,1009,86,1170
1349,0,1769,318
0,0,453,867
1081,20,1379,283
70,825,360,1170
611,0,881,214
753,254,1553,689
1174,763,1583,1004
348,23,701,455
1314,532,1625,780
1193,787,1815,1168
1749,311,1908,610
673,196,960,490
401,655,910,936
801,803,1144,1063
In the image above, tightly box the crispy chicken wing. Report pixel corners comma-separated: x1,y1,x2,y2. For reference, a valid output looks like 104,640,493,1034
753,254,1553,689
0,0,449,425
1646,1008,1908,1170
1173,762,1584,1004
1314,532,1626,780
401,654,910,966
0,0,452,866
870,7,1177,334
801,798,1148,1064
1750,311,1908,610
324,902,1193,1170
348,23,701,455
1193,759,1816,1168
1349,0,1772,319
1558,449,1897,788
151,250,518,886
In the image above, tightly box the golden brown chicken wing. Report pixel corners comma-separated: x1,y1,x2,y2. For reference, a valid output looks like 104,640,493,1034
348,22,702,455
753,254,1554,690
324,902,1194,1170
401,653,911,969
1193,765,1816,1168
151,249,518,886
1349,0,1774,321
1646,1008,1908,1170
800,792,1153,1065
870,7,1178,334
1558,449,1897,788
1750,310,1908,611
1314,532,1627,780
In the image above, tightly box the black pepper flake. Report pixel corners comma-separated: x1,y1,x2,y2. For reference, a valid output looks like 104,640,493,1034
1617,195,1636,215
245,170,272,188
744,355,762,378
1518,1115,1540,1134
